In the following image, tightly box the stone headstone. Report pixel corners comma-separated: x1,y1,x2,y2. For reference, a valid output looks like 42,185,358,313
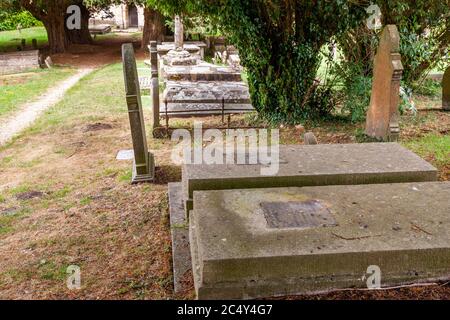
32,39,38,50
162,16,198,67
304,132,318,145
443,67,450,111
365,25,403,141
122,43,155,184
150,41,161,129
174,15,184,50
44,56,53,69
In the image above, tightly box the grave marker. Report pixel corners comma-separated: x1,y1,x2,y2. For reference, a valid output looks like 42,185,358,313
122,43,155,184
174,15,184,50
150,41,161,129
181,143,438,214
443,66,450,111
365,25,403,141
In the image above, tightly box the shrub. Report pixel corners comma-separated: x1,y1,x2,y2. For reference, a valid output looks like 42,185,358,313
329,61,372,122
0,10,42,31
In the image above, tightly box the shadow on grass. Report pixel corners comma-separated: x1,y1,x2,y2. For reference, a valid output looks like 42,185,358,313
154,165,182,185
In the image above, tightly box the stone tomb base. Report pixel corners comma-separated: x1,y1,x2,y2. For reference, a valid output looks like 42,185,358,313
190,183,450,299
182,143,438,215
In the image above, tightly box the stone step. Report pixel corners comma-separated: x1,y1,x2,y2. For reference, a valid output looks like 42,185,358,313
160,102,254,117
163,64,242,82
182,143,438,214
190,182,450,299
163,81,251,104
156,43,204,56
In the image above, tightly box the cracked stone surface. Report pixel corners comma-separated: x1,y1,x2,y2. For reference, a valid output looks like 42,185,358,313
190,182,450,299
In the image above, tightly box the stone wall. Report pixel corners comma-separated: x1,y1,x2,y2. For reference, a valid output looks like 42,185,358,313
0,50,42,76
90,4,144,30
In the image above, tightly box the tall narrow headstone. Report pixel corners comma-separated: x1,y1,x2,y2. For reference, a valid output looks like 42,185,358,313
122,43,155,184
32,39,38,50
150,41,161,129
365,25,403,141
174,15,184,50
443,67,450,111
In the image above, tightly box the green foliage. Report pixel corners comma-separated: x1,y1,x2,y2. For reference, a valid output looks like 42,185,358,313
330,61,372,122
0,10,42,31
413,79,442,97
166,16,221,38
150,0,367,123
332,0,448,122
338,0,449,86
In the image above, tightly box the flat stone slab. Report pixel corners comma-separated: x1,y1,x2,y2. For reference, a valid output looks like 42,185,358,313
163,81,251,104
0,50,41,75
426,72,443,81
163,63,242,82
157,43,202,55
190,182,450,299
182,143,438,213
160,102,254,117
168,183,192,294
89,24,112,35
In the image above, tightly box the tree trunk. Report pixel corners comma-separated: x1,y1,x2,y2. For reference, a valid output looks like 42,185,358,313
20,0,68,53
20,0,92,53
142,8,165,49
43,20,68,54
41,4,69,54
66,2,93,45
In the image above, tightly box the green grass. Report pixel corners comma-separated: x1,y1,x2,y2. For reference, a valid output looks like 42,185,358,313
17,62,128,139
37,260,68,281
0,67,76,118
0,27,142,53
413,79,442,97
0,208,30,235
0,27,48,52
404,134,450,167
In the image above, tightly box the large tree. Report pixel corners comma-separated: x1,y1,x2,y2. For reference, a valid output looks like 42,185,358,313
141,6,165,48
85,0,166,48
4,0,93,53
150,0,368,122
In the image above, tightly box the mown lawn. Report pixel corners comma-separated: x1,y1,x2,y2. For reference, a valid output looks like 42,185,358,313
0,27,142,53
0,27,48,52
0,67,76,119
404,133,450,172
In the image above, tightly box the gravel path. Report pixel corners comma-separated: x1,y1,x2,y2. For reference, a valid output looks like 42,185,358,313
0,68,93,146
